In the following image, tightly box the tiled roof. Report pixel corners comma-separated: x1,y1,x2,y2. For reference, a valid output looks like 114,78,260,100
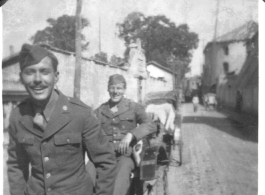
214,21,258,42
147,61,177,75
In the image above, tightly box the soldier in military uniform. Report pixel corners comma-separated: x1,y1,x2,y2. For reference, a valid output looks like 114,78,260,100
95,74,156,195
7,44,116,195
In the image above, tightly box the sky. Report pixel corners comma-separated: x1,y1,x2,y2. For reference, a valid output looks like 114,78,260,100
2,0,258,76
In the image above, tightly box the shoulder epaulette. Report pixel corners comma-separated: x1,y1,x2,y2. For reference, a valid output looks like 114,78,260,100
95,101,108,110
69,97,91,109
124,98,137,109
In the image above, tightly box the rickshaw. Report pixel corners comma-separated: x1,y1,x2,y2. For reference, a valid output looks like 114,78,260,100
128,90,183,195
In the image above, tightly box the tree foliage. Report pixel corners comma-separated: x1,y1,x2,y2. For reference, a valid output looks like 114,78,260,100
31,15,89,52
110,55,123,66
93,52,108,63
117,12,199,76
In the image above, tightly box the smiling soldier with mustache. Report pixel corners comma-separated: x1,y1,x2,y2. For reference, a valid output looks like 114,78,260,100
94,74,156,195
7,44,116,195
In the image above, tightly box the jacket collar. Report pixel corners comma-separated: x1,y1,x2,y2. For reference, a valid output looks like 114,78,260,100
19,99,42,137
42,90,71,140
101,98,130,118
19,90,71,139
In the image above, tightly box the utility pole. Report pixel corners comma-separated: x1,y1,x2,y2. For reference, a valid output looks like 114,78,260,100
213,0,220,41
99,15,102,53
74,0,83,99
210,0,220,93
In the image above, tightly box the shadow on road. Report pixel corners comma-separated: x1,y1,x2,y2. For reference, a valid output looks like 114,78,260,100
183,116,258,143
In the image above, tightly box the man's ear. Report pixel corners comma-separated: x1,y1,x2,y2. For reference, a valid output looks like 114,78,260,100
54,71,59,83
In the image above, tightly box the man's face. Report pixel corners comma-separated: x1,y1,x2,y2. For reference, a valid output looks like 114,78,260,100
20,56,59,103
108,83,126,103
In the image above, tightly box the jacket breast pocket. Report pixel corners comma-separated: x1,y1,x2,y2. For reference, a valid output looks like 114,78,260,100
17,134,34,145
17,134,39,164
54,133,82,166
119,113,136,130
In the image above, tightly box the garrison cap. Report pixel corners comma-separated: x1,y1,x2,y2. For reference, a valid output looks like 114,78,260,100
19,43,58,70
108,74,126,86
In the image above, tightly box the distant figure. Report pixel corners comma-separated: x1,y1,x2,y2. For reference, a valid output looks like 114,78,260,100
203,94,209,110
192,95,199,112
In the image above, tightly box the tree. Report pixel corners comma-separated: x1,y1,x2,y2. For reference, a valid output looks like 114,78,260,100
117,12,199,78
110,55,123,66
31,15,89,52
93,52,108,63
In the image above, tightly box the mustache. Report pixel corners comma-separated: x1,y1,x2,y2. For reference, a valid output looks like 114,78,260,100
29,85,47,89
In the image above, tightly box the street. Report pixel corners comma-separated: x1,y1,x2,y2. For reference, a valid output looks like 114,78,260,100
168,103,258,195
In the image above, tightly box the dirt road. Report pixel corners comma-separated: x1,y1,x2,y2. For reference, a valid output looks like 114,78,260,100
168,103,258,195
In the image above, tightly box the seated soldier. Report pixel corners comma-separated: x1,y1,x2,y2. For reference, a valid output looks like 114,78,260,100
95,74,156,195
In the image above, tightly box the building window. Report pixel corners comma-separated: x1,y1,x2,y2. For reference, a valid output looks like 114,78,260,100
223,62,229,73
223,46,229,55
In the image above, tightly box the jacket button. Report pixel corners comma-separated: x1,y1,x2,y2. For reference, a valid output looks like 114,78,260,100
43,142,47,145
22,138,25,142
66,138,70,143
44,157,49,162
47,188,51,192
46,173,51,178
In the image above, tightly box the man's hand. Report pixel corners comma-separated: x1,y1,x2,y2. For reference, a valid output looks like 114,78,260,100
119,133,133,155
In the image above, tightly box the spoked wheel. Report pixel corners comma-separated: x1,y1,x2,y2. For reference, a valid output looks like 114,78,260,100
146,165,168,195
170,131,183,167
178,139,183,166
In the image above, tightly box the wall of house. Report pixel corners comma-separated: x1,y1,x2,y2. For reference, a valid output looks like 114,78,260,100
146,64,173,94
52,52,174,109
204,42,247,93
2,62,25,92
241,85,258,114
53,52,144,109
216,38,258,114
221,42,247,75
253,86,258,112
218,85,235,107
218,76,258,114
203,44,223,91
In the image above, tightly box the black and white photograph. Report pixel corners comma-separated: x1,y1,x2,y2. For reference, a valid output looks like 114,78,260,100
1,0,259,194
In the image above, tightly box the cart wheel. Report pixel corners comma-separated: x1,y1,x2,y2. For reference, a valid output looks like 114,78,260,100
178,139,183,166
147,166,168,195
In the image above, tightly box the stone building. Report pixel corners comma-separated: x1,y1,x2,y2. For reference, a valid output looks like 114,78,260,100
218,32,258,114
202,21,258,114
2,41,176,129
202,21,257,93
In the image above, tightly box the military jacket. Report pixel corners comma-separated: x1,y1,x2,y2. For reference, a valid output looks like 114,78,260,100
95,98,156,150
7,90,116,195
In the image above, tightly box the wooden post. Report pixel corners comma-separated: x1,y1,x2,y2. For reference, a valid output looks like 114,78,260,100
74,0,83,99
